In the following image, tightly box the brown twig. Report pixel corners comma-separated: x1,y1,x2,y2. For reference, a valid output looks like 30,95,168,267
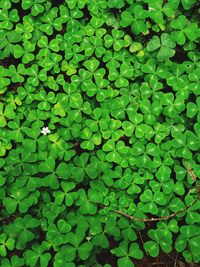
100,196,199,222
174,253,179,267
186,162,197,182
139,230,148,256
99,163,200,223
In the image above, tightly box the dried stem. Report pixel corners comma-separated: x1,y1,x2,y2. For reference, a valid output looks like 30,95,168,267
173,253,179,267
186,162,197,182
99,163,200,223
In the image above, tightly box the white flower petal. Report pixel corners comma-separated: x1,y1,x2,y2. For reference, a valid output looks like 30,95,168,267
41,126,51,135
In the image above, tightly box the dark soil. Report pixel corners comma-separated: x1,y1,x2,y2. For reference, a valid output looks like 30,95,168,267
97,249,200,267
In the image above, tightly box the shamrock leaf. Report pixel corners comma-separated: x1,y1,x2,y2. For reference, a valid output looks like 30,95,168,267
0,102,15,127
35,90,57,111
147,33,176,61
3,186,35,214
22,0,46,16
0,66,11,94
144,229,172,257
60,231,93,261
0,8,19,30
108,63,133,88
103,140,129,164
0,31,22,59
37,36,60,57
140,189,166,214
27,64,47,86
171,132,197,160
14,41,35,63
1,255,24,267
53,182,78,206
80,127,101,150
175,225,200,262
76,188,103,215
8,215,40,250
120,4,148,35
101,119,124,141
42,53,62,73
181,0,196,10
0,234,15,257
46,219,71,247
40,8,62,35
24,242,51,267
186,97,200,118
171,15,199,45
112,241,143,267
104,29,125,51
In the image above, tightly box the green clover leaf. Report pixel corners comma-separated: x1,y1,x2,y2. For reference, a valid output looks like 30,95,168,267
53,182,77,206
171,15,199,45
112,241,143,267
103,140,129,164
76,188,103,215
24,242,51,267
147,33,176,61
120,4,148,35
144,229,172,257
22,0,46,16
0,234,15,257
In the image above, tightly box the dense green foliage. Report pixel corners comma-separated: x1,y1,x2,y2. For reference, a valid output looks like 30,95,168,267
0,0,200,266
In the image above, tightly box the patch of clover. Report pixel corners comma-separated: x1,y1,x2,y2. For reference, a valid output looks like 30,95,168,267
0,0,199,266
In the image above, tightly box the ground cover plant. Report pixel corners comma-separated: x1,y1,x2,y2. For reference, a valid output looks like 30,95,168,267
0,0,200,266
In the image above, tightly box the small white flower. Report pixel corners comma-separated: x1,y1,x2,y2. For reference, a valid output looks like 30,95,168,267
41,127,51,135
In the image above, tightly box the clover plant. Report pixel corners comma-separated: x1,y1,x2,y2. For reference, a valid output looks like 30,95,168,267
0,0,199,266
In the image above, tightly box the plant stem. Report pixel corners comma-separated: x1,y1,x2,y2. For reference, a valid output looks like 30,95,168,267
99,163,200,222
